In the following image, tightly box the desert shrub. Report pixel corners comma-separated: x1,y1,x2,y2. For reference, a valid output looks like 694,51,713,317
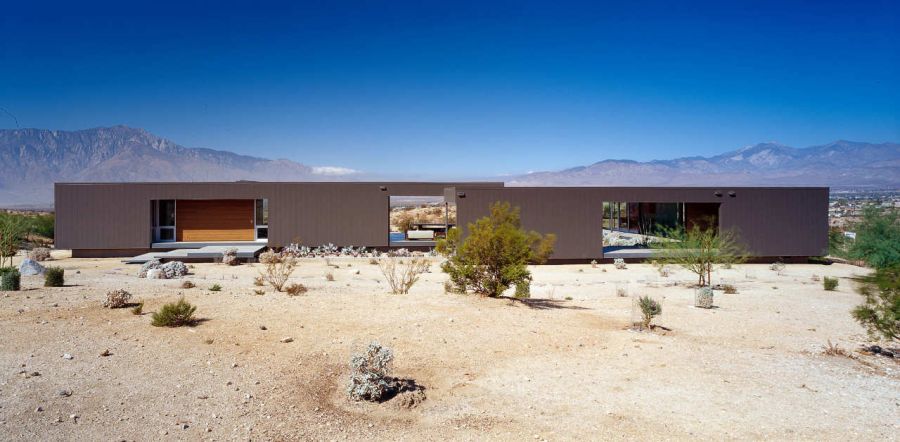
259,256,297,292
650,222,746,287
395,212,415,234
823,276,839,291
103,289,132,308
378,257,429,294
616,285,627,297
514,281,530,299
325,272,335,282
151,297,197,327
222,248,239,266
285,283,308,296
369,258,379,265
0,268,20,291
180,280,195,289
436,202,555,297
252,289,265,295
44,266,64,287
852,266,899,341
253,276,265,286
258,250,280,264
348,341,394,402
613,258,626,270
638,296,661,330
590,259,598,268
811,274,821,282
847,206,900,269
823,339,850,357
28,247,51,262
770,261,785,272
723,284,738,294
694,286,714,308
209,284,222,292
0,214,27,268
131,302,144,315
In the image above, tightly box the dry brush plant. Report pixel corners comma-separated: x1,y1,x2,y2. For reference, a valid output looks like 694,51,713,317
258,256,298,292
28,247,51,262
285,283,308,296
103,289,132,308
348,341,395,401
378,257,430,294
638,295,662,330
222,247,239,266
650,221,746,287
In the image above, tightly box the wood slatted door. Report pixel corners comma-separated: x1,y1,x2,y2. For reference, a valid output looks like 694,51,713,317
176,200,255,241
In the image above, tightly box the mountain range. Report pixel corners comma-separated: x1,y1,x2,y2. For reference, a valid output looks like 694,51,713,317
510,140,899,188
0,126,897,208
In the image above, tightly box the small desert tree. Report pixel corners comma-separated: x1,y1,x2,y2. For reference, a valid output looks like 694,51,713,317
0,214,28,268
436,202,556,297
848,206,900,269
258,255,297,292
650,222,745,287
378,256,430,294
852,266,899,342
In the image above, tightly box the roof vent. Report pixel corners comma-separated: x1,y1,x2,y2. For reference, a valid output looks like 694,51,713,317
714,190,723,197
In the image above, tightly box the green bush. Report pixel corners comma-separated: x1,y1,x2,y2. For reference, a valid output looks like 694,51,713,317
638,296,662,330
848,207,900,269
0,268,20,291
151,297,197,327
44,267,64,287
209,284,222,292
823,276,839,291
514,281,531,299
436,202,555,297
852,266,900,341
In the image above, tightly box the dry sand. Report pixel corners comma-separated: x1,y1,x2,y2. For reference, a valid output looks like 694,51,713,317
1,252,898,441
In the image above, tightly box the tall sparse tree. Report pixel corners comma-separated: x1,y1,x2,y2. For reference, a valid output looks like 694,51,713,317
0,214,28,268
848,206,900,269
649,222,746,287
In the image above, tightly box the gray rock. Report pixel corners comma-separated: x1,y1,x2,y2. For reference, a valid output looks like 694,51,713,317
146,268,167,280
19,259,46,276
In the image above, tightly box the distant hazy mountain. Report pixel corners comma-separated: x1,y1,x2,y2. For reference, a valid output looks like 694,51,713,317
0,126,349,207
509,141,900,188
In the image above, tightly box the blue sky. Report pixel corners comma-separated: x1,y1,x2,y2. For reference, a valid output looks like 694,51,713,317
1,0,897,178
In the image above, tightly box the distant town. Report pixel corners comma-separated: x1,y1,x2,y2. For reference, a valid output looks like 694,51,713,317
829,188,900,232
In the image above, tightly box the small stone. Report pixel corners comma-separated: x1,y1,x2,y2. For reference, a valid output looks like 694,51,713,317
100,349,111,357
259,325,267,330
280,337,293,343
35,406,43,412
231,363,238,368
70,414,78,421
62,353,73,360
58,389,72,397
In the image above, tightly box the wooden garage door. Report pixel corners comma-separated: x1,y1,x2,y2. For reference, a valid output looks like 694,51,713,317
176,200,255,241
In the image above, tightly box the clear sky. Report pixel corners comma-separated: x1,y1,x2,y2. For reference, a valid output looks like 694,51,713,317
1,0,897,178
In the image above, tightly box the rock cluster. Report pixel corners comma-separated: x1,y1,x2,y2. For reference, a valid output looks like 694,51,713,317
138,260,188,279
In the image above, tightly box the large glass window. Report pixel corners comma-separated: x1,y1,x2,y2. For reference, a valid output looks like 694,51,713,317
153,200,176,242
389,195,455,243
255,199,268,241
158,200,175,226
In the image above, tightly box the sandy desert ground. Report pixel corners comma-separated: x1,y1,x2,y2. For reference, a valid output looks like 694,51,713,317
1,252,898,441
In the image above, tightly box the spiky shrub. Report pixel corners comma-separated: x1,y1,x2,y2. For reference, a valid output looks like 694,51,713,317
378,257,429,294
222,247,239,266
131,302,144,315
209,284,222,292
258,250,280,264
613,258,626,270
436,202,555,297
28,247,51,262
180,280,195,289
823,277,839,291
638,295,662,330
348,341,395,402
285,283,308,296
103,289,132,308
723,284,738,294
151,297,197,327
44,266,64,287
259,256,297,292
325,272,335,282
0,267,20,291
852,266,899,341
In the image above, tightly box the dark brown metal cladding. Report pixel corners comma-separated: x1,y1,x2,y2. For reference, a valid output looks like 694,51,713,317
55,183,828,259
455,186,829,259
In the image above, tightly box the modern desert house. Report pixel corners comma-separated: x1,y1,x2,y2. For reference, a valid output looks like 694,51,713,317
54,182,828,262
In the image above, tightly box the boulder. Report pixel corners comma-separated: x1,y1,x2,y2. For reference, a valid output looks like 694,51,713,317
146,268,167,279
19,259,46,276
